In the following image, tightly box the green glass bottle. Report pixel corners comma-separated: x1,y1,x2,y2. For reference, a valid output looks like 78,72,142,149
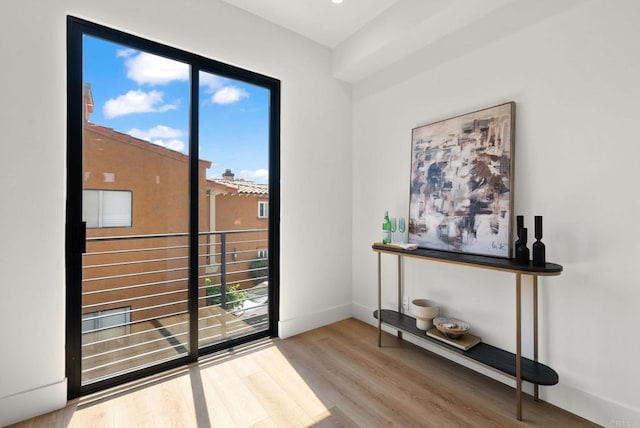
382,211,392,244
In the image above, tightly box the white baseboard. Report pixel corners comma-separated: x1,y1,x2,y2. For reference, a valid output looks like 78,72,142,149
545,383,640,428
278,303,352,339
351,302,639,427
0,379,67,427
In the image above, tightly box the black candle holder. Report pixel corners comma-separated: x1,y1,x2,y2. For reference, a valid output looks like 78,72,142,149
532,215,546,267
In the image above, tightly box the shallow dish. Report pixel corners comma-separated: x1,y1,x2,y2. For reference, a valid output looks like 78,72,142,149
433,317,470,339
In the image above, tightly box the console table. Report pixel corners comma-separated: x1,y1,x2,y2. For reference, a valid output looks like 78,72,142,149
372,242,563,421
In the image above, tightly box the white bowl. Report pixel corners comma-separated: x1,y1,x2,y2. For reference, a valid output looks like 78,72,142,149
410,299,439,330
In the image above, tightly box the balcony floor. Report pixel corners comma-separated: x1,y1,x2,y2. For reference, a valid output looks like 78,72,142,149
82,306,267,384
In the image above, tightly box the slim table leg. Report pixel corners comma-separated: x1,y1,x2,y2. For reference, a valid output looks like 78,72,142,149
397,255,403,340
378,252,382,347
533,275,539,401
516,273,522,421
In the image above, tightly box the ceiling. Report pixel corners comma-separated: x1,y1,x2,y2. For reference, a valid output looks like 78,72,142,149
220,0,582,83
220,0,400,48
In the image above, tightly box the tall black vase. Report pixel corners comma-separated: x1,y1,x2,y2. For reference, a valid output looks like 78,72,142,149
532,215,546,267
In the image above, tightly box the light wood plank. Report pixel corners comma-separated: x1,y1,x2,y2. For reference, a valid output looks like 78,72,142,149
200,359,268,427
9,319,597,428
312,406,360,428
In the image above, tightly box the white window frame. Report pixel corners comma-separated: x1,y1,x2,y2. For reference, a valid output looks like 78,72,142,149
83,189,132,228
258,201,268,219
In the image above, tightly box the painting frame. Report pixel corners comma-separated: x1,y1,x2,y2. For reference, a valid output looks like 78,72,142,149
408,102,516,258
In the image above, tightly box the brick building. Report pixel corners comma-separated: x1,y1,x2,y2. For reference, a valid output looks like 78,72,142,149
81,86,268,346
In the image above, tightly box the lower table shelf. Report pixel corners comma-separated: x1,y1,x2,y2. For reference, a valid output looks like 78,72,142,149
374,309,558,386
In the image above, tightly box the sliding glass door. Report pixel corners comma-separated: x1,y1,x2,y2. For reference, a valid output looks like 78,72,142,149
66,16,280,398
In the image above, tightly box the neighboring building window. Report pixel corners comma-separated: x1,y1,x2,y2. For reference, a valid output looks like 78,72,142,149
258,201,269,218
83,189,132,228
257,249,268,259
82,307,131,342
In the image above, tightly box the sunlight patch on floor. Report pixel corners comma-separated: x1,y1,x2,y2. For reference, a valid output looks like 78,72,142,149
65,338,331,427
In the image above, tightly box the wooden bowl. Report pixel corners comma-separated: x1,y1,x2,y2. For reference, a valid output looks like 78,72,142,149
433,317,470,339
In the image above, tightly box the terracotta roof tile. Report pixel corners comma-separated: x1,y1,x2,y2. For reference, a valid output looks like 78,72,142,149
208,179,268,195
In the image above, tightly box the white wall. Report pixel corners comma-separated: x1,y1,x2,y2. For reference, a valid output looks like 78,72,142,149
4,0,638,425
351,1,640,426
0,0,352,425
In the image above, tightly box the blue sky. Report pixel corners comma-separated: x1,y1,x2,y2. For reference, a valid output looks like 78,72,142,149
83,35,270,183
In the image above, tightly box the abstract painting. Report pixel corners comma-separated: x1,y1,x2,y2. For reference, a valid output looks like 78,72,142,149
408,102,515,258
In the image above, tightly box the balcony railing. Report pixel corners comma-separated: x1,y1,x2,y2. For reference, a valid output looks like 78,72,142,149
80,229,269,385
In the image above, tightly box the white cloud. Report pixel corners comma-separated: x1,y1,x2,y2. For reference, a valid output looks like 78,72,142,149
103,90,177,119
199,73,225,91
152,139,185,152
126,126,186,153
116,48,137,58
119,53,248,109
212,86,249,105
238,169,269,182
200,74,250,106
127,125,183,140
125,52,189,85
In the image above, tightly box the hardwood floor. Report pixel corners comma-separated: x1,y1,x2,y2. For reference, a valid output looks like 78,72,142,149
9,318,597,427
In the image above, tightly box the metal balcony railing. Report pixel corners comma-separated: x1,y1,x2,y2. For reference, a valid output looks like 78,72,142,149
80,229,269,385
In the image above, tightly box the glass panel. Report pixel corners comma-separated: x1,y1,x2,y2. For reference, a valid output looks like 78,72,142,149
82,190,100,228
81,35,190,385
198,70,270,348
101,190,132,227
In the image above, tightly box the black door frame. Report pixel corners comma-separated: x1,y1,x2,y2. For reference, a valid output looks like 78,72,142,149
66,15,280,399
